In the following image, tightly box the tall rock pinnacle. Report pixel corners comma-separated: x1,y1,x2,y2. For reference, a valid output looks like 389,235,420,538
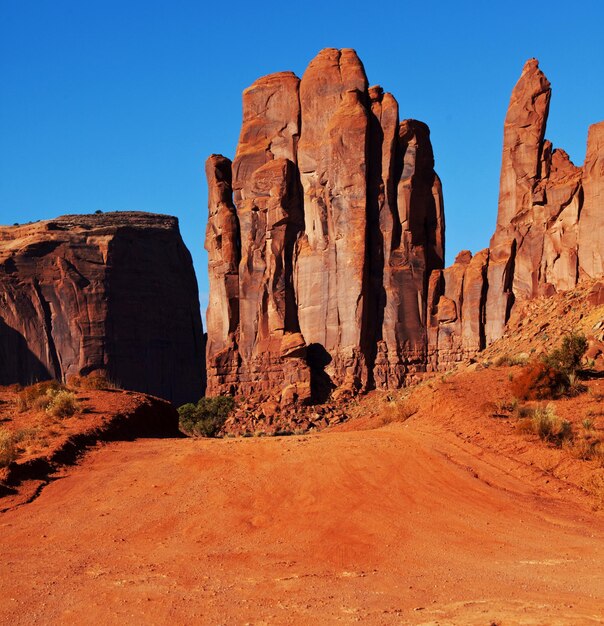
484,58,602,345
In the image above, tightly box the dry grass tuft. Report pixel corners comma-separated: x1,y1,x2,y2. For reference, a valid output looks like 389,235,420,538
68,373,118,391
46,390,80,418
17,381,65,412
515,404,573,446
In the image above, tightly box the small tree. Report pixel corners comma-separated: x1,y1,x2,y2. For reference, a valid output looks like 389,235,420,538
543,332,588,377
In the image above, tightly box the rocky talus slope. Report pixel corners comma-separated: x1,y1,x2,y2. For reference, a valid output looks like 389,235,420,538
206,50,604,406
0,212,204,405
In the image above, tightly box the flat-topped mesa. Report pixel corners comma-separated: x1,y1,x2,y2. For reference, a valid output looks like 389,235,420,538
0,212,204,405
485,58,604,345
205,48,445,400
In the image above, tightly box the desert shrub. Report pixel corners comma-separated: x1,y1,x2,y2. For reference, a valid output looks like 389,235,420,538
512,334,589,401
69,373,118,390
17,381,64,412
0,428,18,467
571,437,603,461
46,390,80,418
543,332,588,376
495,354,529,367
566,372,587,397
515,404,533,419
178,396,235,437
516,404,573,446
511,360,567,400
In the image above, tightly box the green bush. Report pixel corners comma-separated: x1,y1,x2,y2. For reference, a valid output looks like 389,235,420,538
512,333,588,401
178,396,235,438
543,332,588,377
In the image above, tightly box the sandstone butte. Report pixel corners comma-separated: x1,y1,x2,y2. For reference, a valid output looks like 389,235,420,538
1,51,601,411
205,49,604,406
0,212,204,406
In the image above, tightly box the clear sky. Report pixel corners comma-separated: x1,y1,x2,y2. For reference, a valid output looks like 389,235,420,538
1,0,603,320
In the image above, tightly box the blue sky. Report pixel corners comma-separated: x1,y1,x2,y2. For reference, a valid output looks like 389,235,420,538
1,0,603,320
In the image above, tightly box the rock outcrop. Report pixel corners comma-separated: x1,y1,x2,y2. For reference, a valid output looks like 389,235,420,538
0,212,204,405
480,59,603,346
206,51,603,403
205,48,445,400
428,58,603,370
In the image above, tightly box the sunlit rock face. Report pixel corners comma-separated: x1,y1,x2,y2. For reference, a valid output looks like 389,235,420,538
0,212,204,405
205,48,444,400
481,59,603,345
205,51,603,402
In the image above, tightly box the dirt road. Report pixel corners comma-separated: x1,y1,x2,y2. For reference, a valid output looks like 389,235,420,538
1,423,603,625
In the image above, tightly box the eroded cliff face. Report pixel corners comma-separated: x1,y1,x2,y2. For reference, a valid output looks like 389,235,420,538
206,51,603,403
205,48,445,401
0,212,204,405
428,59,603,370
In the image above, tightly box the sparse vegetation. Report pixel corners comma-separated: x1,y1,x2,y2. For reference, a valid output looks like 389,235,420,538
511,333,588,400
516,404,573,446
487,398,518,418
15,381,81,418
46,390,80,418
542,332,588,377
495,353,529,367
0,428,18,467
511,360,567,400
69,373,118,391
377,398,418,426
17,381,65,412
178,396,235,437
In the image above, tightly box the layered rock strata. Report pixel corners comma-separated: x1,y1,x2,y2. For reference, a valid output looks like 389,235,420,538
205,48,445,399
0,212,204,405
206,51,604,400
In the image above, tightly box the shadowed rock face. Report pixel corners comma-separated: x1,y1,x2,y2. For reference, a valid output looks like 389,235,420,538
0,212,204,405
206,51,603,402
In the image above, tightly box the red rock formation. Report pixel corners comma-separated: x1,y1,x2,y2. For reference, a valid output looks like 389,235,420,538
295,49,371,390
0,212,204,405
485,59,552,344
205,48,445,399
376,119,445,386
204,155,240,394
205,52,603,405
485,59,603,345
579,122,604,279
206,70,310,401
428,249,489,369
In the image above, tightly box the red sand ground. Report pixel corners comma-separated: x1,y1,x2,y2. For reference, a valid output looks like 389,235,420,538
1,368,604,625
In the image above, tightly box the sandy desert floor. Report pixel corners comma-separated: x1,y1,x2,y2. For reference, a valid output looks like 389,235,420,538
1,414,603,625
